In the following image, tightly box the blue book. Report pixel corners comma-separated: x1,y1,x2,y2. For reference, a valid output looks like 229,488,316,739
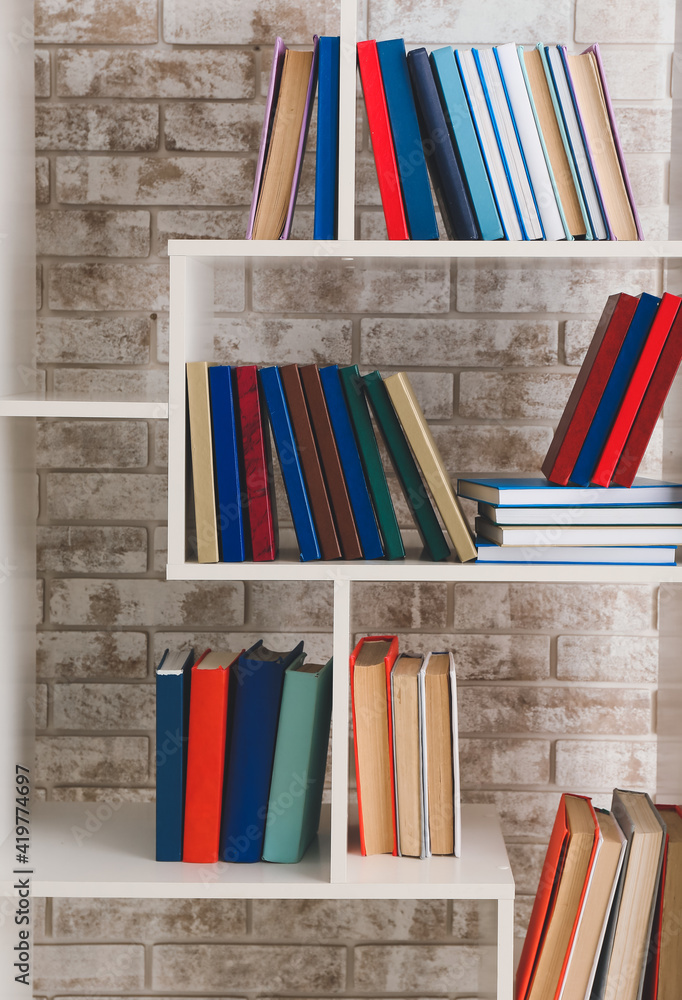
314,36,340,240
155,647,194,861
220,640,305,863
376,38,439,240
406,47,478,241
457,476,682,507
474,537,677,566
571,294,661,486
430,47,503,241
319,365,383,559
208,365,246,561
258,366,321,562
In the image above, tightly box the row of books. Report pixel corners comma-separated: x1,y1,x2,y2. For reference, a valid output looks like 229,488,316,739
186,362,476,564
155,641,332,864
351,636,461,858
518,790,681,1000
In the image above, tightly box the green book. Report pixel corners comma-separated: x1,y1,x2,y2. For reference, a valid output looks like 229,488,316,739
362,371,450,561
338,365,405,559
262,657,333,864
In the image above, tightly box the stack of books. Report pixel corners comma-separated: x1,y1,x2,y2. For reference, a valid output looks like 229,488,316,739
518,791,681,1000
155,641,333,864
186,363,476,564
350,636,462,858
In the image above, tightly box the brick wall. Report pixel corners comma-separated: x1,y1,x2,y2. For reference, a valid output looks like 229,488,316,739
33,0,673,995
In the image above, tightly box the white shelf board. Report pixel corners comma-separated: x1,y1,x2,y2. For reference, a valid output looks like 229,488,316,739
0,394,168,419
28,802,512,900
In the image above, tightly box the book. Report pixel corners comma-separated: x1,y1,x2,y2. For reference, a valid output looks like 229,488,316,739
363,370,450,561
429,46,504,241
350,635,399,856
478,502,682,526
262,657,333,864
571,293,660,486
475,518,682,547
383,371,476,562
651,805,682,1000
377,38,439,240
541,292,640,485
420,651,460,857
208,365,246,562
314,36,340,240
220,640,305,863
406,47,479,240
338,365,404,559
186,361,219,563
592,293,682,487
474,538,677,565
155,647,194,861
319,364,384,560
259,365,321,562
458,476,682,507
299,363,362,559
246,36,285,239
391,653,425,858
234,364,278,561
357,40,409,240
183,648,241,863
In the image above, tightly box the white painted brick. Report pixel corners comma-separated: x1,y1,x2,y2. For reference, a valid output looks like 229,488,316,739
165,103,264,152
53,368,167,404
394,633,550,680
555,739,657,787
48,263,168,311
35,736,149,783
507,842,547,895
213,317,352,366
459,738,550,784
37,209,150,257
352,583,448,631
355,944,478,991
35,0,158,44
369,0,571,43
616,106,673,154
36,156,50,203
157,209,250,253
163,0,339,44
46,473,166,520
37,526,147,574
153,632,333,667
252,900,447,940
35,50,50,98
575,0,675,43
564,318,600,366
596,47,671,100
37,316,151,364
37,631,148,680
35,944,145,991
431,424,554,475
153,944,345,991
463,790,564,838
36,104,158,152
556,635,658,683
249,582,334,630
35,684,48,730
53,682,155,730
53,898,247,940
37,419,148,468
459,373,573,420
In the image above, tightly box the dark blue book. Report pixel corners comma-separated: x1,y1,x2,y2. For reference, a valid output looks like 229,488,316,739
208,365,246,561
571,294,661,486
319,364,384,559
219,640,305,863
406,47,478,241
376,38,439,240
258,366,321,562
155,647,194,861
314,36,340,239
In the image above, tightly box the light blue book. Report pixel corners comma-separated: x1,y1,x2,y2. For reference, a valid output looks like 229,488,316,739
475,537,677,566
457,476,682,507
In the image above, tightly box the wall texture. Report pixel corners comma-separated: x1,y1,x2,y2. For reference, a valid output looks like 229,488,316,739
33,0,673,996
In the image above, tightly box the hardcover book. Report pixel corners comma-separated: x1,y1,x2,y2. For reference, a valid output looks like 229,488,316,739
235,364,278,561
208,365,246,562
390,653,425,858
314,36,340,240
420,651,461,857
186,361,219,563
458,476,682,506
155,647,194,861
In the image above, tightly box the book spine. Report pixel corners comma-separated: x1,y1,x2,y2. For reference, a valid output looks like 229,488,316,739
235,365,277,561
208,365,246,562
186,361,220,563
314,36,340,240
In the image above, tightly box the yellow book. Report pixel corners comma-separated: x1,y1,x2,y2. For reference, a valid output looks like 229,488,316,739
186,361,219,563
383,372,477,562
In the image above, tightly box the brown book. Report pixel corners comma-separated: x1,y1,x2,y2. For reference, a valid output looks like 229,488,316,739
424,653,454,856
656,806,682,1000
186,362,219,563
279,364,341,560
391,654,423,858
299,364,362,560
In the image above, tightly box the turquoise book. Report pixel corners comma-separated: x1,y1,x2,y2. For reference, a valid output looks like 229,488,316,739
262,656,333,863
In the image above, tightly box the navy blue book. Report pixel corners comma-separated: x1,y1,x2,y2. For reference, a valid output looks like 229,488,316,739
406,47,478,241
319,364,384,559
259,366,321,562
571,293,661,486
314,36,340,239
208,365,246,561
155,647,194,861
376,38,439,240
219,640,306,863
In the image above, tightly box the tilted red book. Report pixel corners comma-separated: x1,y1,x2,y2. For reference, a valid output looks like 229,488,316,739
235,365,277,561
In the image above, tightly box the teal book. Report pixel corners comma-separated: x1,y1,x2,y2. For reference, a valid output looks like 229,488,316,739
262,657,333,863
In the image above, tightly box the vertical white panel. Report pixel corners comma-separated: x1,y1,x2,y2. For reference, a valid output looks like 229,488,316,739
330,579,350,882
337,0,357,240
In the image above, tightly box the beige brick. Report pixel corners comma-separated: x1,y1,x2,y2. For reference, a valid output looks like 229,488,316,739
460,634,550,681
153,631,333,667
575,0,675,42
157,209,249,253
37,631,148,680
37,419,148,468
402,372,454,419
57,48,255,99
359,210,387,239
564,318,599,366
360,317,558,367
48,264,168,311
35,50,50,97
154,526,167,569
639,205,670,241
463,790,563,838
46,472,166,520
53,682,154,731
37,317,151,364
557,635,658,683
431,424,554,475
33,898,47,941
356,158,382,207
354,944,478,992
454,583,655,632
37,263,42,310
459,738,550,784
154,423,168,467
249,582,333,630
626,154,668,208
36,156,50,204
35,683,48,730
35,736,149,783
214,316,352,366
596,47,671,100
352,583,448,631
163,0,338,44
459,686,652,735
156,316,169,362
165,103,263,152
555,739,657,788
37,579,45,625
616,106,673,154
459,372,574,420
37,526,147,574
35,943,145,992
515,895,535,938
213,263,247,311
507,842,547,895
37,208,151,257
153,944,345,991
252,900,447,940
369,0,570,42
53,368,167,405
53,898,247,940
36,104,158,152
35,0,158,43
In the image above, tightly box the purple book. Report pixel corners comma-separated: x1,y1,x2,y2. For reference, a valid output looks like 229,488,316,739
246,37,286,240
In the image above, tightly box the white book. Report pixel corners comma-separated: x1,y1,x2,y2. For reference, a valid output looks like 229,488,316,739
478,501,682,526
475,540,676,565
476,517,682,546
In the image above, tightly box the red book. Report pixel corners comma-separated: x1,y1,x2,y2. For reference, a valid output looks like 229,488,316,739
613,307,682,487
542,293,639,485
350,635,399,856
357,40,409,240
182,648,242,863
235,365,277,561
592,293,681,487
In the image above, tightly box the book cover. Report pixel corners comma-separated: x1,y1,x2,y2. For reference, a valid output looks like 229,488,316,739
648,805,682,1000
155,647,194,861
246,36,286,239
474,537,677,566
458,475,682,507
476,518,682,547
235,364,278,561
479,502,682,526
186,361,220,563
208,365,246,562
419,651,461,859
390,653,425,858
314,36,340,240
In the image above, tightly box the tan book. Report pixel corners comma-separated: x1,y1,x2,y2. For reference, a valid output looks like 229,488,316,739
186,362,219,563
383,372,476,562
391,654,423,858
423,653,455,856
657,807,682,1000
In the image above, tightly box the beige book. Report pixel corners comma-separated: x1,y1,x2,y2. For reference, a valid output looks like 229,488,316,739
383,372,476,562
522,48,586,237
186,361,219,563
424,653,454,855
658,808,682,1000
391,654,423,857
252,49,314,240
